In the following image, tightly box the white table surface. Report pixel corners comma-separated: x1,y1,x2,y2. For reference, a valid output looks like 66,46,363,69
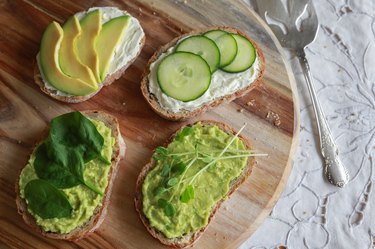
240,0,374,248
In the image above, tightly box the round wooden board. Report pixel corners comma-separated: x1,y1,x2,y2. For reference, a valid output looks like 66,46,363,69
0,0,299,248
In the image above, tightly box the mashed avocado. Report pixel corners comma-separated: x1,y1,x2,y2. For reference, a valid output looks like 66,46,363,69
19,119,114,234
142,124,248,238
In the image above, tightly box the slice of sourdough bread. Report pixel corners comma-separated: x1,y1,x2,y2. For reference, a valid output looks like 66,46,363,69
134,120,255,248
15,110,125,241
141,27,266,121
34,11,146,103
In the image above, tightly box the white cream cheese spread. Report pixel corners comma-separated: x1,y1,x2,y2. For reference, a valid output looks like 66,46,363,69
37,7,145,96
148,44,261,113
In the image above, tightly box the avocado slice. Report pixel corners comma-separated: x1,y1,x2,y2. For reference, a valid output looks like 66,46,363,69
59,16,97,85
76,10,102,82
39,22,98,96
96,16,131,81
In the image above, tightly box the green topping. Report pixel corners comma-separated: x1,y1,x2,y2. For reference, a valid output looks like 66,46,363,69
175,35,221,73
175,126,194,141
49,111,105,163
158,199,176,217
34,112,106,195
180,185,194,203
142,123,267,238
19,117,114,233
24,179,72,219
156,52,212,102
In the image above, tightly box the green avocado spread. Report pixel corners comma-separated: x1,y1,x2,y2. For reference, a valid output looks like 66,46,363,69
19,119,114,234
142,123,248,238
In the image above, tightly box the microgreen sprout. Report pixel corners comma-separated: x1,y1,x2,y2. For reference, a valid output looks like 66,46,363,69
153,124,267,216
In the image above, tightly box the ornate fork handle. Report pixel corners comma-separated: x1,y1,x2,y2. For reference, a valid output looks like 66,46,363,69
297,49,349,187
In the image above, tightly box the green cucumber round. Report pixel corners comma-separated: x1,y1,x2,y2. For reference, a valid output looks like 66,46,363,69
204,30,238,68
221,34,256,73
204,30,227,40
157,52,211,102
175,35,220,73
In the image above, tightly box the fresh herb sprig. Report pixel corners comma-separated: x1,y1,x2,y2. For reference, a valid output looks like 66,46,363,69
153,124,267,217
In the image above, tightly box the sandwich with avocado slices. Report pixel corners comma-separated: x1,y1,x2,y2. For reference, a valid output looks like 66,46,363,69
135,121,265,247
141,27,265,121
35,7,145,103
15,111,125,240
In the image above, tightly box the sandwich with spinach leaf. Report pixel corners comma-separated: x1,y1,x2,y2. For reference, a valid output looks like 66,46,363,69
135,121,265,247
15,110,125,240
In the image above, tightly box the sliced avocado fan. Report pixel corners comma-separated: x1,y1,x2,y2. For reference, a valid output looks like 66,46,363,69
75,9,102,83
59,16,97,86
95,15,131,81
39,22,98,96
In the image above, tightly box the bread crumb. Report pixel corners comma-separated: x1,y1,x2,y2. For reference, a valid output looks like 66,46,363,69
152,11,156,15
246,99,255,106
238,108,244,113
266,111,281,127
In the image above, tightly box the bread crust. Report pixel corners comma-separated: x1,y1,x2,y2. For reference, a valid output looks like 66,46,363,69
15,110,126,241
140,26,266,121
134,120,255,248
34,24,146,103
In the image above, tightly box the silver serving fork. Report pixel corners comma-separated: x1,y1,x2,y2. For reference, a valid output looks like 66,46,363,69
252,0,349,187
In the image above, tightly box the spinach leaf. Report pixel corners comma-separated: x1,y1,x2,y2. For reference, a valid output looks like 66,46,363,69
34,143,103,195
24,179,72,219
180,185,195,203
34,112,104,195
49,112,104,163
34,143,81,188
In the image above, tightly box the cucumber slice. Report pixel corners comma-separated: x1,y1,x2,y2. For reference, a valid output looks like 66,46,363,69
204,30,227,40
221,34,256,73
157,52,211,102
176,35,220,73
204,30,238,68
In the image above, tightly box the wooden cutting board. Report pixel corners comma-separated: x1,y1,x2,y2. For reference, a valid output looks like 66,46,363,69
0,0,299,248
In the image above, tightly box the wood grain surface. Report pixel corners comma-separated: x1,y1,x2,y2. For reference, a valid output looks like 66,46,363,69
0,0,299,248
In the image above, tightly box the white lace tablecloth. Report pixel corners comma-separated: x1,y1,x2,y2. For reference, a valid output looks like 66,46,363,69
240,0,374,248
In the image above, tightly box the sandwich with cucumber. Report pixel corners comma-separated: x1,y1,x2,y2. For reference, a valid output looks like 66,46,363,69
35,7,145,103
15,111,125,240
135,121,265,247
141,27,265,121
